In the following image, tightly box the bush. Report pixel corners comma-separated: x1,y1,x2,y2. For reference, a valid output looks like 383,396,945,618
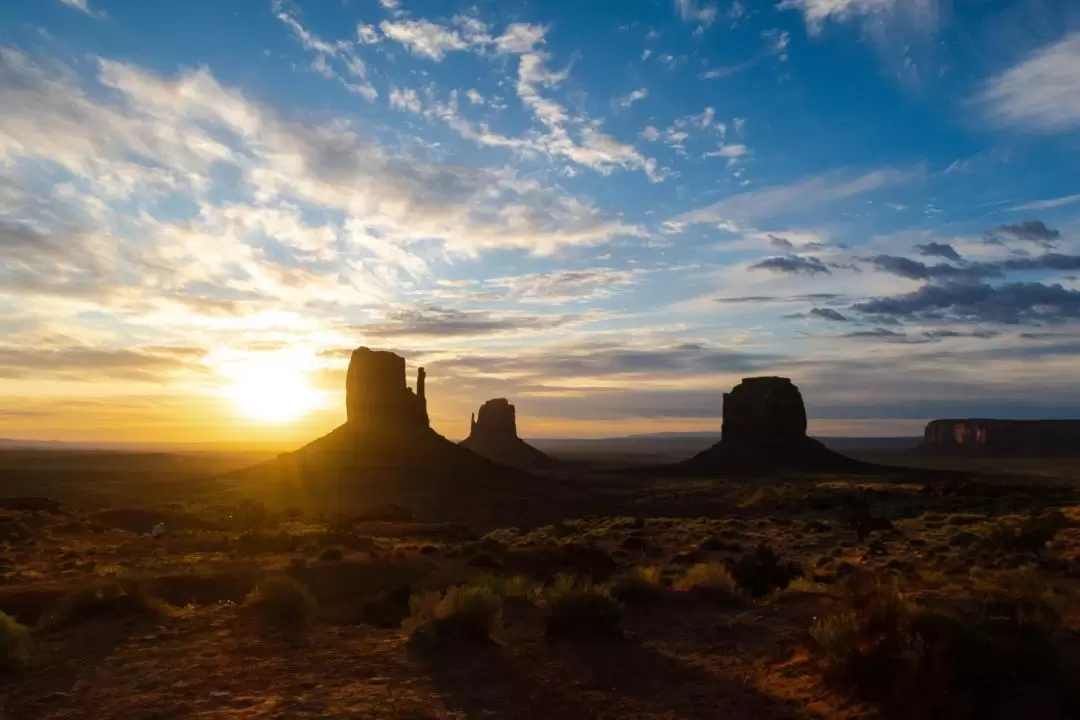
318,547,344,562
982,511,1068,554
0,612,30,672
675,563,743,604
244,576,317,629
38,579,164,632
542,575,622,638
810,572,1079,718
474,574,534,599
610,566,664,604
404,585,502,646
729,544,803,597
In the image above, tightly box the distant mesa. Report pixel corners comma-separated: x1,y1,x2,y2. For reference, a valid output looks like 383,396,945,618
674,376,863,474
230,347,531,518
921,419,1080,457
460,398,557,470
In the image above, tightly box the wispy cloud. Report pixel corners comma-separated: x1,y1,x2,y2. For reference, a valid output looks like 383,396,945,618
58,0,104,18
977,32,1080,134
1008,193,1080,212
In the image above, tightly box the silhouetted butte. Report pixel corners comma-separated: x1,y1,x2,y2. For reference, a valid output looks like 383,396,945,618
460,398,557,470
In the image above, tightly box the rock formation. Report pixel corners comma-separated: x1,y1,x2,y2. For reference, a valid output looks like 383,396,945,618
345,347,428,430
460,398,556,470
921,419,1080,457
231,347,532,517
674,376,863,474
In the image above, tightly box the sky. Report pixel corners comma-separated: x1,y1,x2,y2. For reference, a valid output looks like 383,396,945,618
1,0,1079,446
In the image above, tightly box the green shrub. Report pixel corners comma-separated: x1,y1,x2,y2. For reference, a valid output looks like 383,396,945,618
38,579,164,632
810,571,1079,717
675,563,743,604
244,576,317,629
610,566,664,604
404,585,502,646
542,575,622,638
0,612,30,672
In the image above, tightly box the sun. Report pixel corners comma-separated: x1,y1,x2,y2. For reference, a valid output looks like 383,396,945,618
222,353,324,423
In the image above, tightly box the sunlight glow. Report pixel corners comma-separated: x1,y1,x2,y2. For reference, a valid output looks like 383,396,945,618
221,352,325,423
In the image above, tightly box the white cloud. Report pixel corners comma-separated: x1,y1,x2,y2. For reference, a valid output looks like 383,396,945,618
58,0,103,17
779,0,914,33
379,0,399,9
388,87,423,113
274,5,377,99
672,167,917,227
977,32,1080,134
465,88,485,105
704,143,750,162
673,0,718,26
1008,193,1080,212
617,87,648,108
641,125,661,141
493,23,548,54
379,19,468,61
356,24,381,45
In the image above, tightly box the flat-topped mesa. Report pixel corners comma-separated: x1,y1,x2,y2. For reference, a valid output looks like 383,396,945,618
721,376,807,446
469,398,518,444
923,419,1080,456
345,347,428,430
676,375,861,474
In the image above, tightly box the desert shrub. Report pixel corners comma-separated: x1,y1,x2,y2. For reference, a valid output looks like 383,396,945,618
0,520,34,545
38,579,164,632
981,511,1068,554
474,574,534,599
244,576,317,629
810,571,1079,718
0,612,30,672
542,575,622,638
234,498,269,530
404,585,502,646
610,566,664,604
675,563,743,604
318,547,344,562
729,544,803,597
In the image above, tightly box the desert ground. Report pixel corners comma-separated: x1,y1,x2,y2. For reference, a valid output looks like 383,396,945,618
1,445,1079,719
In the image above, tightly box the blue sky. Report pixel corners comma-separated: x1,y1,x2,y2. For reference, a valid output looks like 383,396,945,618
1,0,1079,444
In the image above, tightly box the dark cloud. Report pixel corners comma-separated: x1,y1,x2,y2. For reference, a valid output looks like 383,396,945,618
853,282,1080,325
433,342,780,380
988,220,1061,248
714,293,842,304
841,328,925,342
809,307,850,322
867,253,1080,283
915,242,961,261
768,234,794,250
360,306,577,339
750,255,831,275
867,255,996,281
921,329,999,339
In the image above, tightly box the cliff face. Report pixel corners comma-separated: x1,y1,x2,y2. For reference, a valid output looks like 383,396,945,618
922,419,1080,456
678,376,862,474
460,398,556,470
345,347,428,430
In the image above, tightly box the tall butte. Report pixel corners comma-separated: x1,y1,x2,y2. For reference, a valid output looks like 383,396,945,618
460,398,556,470
230,347,529,515
675,376,862,474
